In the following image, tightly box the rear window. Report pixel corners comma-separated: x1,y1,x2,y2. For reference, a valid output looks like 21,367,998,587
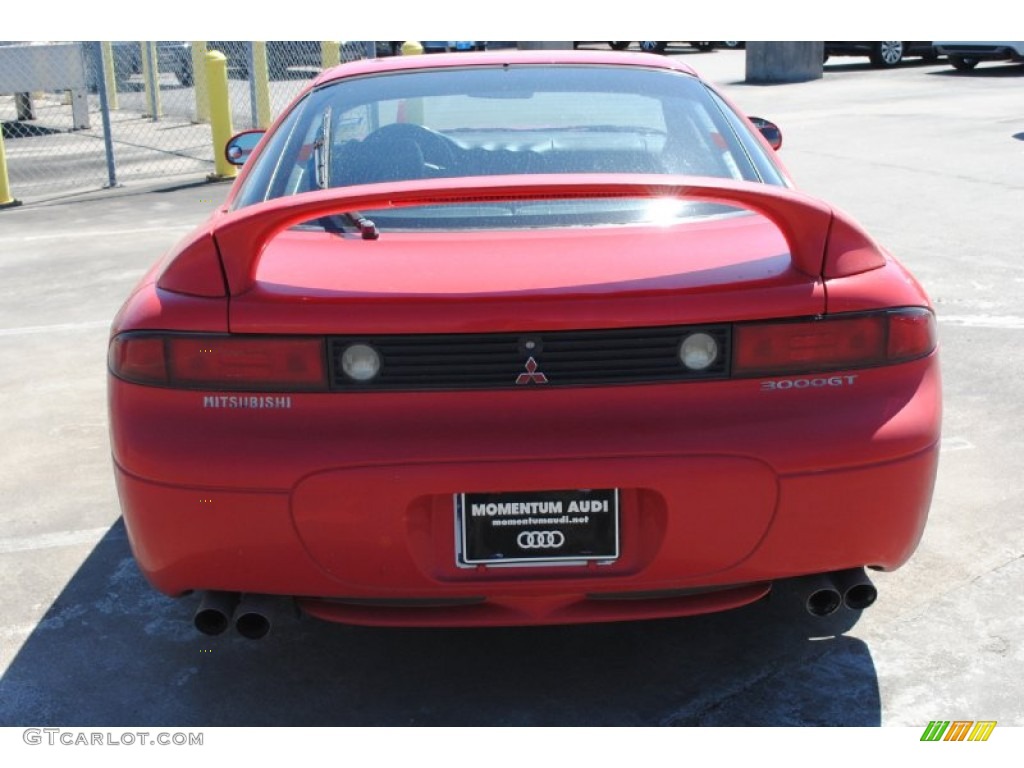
234,64,783,230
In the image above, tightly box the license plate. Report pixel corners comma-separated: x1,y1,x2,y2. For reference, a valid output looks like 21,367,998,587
456,489,619,566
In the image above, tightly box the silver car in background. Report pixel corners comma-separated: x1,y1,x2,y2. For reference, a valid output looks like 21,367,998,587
934,41,1024,71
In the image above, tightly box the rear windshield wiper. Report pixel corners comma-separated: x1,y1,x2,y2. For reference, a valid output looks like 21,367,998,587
313,107,378,239
314,106,332,191
344,212,379,240
314,213,379,240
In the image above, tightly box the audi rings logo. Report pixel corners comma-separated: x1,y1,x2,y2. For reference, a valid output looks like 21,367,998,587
517,531,566,549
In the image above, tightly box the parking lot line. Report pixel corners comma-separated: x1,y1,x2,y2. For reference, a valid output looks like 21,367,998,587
0,320,110,337
0,224,192,245
0,527,114,555
937,315,1024,330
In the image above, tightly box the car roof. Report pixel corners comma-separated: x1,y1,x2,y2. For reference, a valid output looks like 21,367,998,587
311,49,700,88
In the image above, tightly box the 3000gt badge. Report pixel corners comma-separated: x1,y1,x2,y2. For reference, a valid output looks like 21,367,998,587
760,374,859,392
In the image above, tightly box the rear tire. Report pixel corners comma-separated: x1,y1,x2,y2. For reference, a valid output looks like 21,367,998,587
608,41,630,50
949,55,980,71
639,41,668,54
869,41,904,68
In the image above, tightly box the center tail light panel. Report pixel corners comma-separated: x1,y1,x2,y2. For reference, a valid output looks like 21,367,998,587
108,307,936,393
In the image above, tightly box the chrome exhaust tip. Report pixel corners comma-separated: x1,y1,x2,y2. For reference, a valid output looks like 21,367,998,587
806,586,843,616
233,594,282,640
802,574,843,616
831,567,878,610
193,591,239,636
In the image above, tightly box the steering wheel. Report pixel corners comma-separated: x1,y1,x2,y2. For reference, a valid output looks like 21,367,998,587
361,123,459,176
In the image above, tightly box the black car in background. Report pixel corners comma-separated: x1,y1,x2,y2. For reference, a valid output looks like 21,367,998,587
602,42,721,53
84,42,196,91
160,42,326,85
824,41,938,68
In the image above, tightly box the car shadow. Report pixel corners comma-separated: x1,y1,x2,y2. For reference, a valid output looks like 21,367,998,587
0,520,881,726
822,59,941,72
928,63,1024,78
1,121,65,140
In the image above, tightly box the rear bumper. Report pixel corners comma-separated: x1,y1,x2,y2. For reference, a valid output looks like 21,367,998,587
935,44,1024,61
111,352,940,626
111,354,939,626
115,442,937,625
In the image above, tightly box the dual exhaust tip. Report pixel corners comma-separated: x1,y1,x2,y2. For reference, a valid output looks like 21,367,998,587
195,569,877,633
194,592,284,639
804,568,878,616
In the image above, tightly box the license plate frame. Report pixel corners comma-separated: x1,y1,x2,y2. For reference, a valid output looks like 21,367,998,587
456,489,620,566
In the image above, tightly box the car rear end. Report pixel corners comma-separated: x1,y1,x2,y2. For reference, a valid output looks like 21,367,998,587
107,53,940,630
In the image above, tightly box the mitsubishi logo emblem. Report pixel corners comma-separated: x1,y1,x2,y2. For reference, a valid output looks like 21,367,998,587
516,357,549,385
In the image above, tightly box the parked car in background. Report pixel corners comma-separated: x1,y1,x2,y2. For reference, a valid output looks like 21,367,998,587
82,41,141,91
224,41,325,79
824,41,938,68
605,41,719,53
934,41,1024,71
421,41,486,52
156,42,193,85
84,41,197,91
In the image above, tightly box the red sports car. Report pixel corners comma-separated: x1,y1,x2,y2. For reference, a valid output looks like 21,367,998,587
107,50,940,638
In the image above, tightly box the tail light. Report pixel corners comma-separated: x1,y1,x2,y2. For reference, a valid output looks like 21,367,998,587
733,308,936,376
109,333,328,391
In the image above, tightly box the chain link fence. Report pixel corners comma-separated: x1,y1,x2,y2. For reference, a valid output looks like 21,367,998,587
1,41,381,204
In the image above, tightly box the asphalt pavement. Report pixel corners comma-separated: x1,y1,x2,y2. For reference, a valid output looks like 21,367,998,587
0,48,1022,730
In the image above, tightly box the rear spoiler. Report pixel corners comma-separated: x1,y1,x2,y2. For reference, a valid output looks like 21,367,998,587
157,175,885,297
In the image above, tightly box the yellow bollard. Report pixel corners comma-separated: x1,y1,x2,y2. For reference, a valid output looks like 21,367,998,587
205,51,237,180
321,41,340,70
191,42,209,123
101,42,119,110
398,43,425,124
252,42,272,129
140,41,162,118
0,128,22,209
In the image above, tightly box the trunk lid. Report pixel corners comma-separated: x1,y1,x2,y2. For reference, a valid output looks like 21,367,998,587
229,213,824,334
